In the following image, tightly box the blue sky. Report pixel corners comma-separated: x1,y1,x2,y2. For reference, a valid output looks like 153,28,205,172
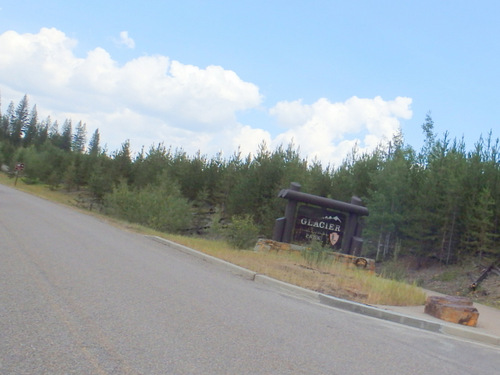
1,1,499,165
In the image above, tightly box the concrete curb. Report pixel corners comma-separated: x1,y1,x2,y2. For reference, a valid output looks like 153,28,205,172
149,236,257,281
149,236,500,347
318,295,443,333
440,325,500,347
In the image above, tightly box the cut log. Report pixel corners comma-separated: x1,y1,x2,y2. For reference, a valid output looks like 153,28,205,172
424,296,479,327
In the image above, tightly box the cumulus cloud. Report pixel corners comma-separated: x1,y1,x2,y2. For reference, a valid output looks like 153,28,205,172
0,27,412,165
0,28,262,154
230,125,272,157
0,28,78,91
270,96,412,165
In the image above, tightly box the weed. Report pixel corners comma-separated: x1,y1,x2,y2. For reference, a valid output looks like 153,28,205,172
379,260,408,282
301,239,332,267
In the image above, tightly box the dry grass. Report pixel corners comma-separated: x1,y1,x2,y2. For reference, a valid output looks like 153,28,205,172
163,234,427,306
0,173,71,204
1,175,427,306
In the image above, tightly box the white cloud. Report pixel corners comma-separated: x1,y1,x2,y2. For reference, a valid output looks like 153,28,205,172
0,28,263,155
0,27,412,166
270,96,412,166
0,28,78,91
118,31,135,49
230,125,272,157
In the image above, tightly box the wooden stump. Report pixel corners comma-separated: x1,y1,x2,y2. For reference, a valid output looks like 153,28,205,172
424,296,479,327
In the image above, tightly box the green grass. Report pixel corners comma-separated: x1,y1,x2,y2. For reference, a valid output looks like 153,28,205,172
0,173,72,204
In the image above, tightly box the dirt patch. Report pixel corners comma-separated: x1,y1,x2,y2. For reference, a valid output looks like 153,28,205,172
382,258,500,309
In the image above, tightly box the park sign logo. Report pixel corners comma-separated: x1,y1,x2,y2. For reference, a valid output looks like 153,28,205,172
273,182,369,255
294,205,346,249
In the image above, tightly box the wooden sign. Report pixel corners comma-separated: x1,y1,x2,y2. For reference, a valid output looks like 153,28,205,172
294,205,346,249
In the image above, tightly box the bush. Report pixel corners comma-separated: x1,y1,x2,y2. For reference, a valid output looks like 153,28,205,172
145,192,192,233
226,214,259,249
206,211,226,240
14,143,71,186
104,181,192,234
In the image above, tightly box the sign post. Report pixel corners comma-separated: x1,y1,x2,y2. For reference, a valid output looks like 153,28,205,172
14,162,24,186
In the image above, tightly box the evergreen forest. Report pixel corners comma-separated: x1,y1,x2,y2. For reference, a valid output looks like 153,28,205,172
1,95,499,264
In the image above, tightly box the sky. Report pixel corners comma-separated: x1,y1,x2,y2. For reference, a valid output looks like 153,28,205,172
1,1,499,166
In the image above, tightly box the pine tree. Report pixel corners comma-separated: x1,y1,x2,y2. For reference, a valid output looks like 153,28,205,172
463,187,497,259
88,156,114,202
59,119,72,151
36,118,50,147
303,159,332,198
23,105,38,147
113,139,133,184
4,101,15,140
88,129,101,155
419,112,436,166
0,95,8,141
10,95,30,146
365,135,415,259
72,121,87,153
49,120,61,147
130,143,172,189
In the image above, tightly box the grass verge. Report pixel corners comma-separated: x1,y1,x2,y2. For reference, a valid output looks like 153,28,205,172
161,234,426,306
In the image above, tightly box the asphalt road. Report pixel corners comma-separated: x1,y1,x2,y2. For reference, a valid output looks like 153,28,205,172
1,184,499,375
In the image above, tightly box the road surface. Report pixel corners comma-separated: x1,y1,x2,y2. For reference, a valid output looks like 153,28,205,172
1,184,499,374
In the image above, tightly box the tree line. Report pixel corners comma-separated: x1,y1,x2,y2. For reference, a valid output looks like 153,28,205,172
1,95,499,262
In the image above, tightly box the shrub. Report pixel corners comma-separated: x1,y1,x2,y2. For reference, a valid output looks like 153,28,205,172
104,181,192,234
226,214,259,249
206,211,226,240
